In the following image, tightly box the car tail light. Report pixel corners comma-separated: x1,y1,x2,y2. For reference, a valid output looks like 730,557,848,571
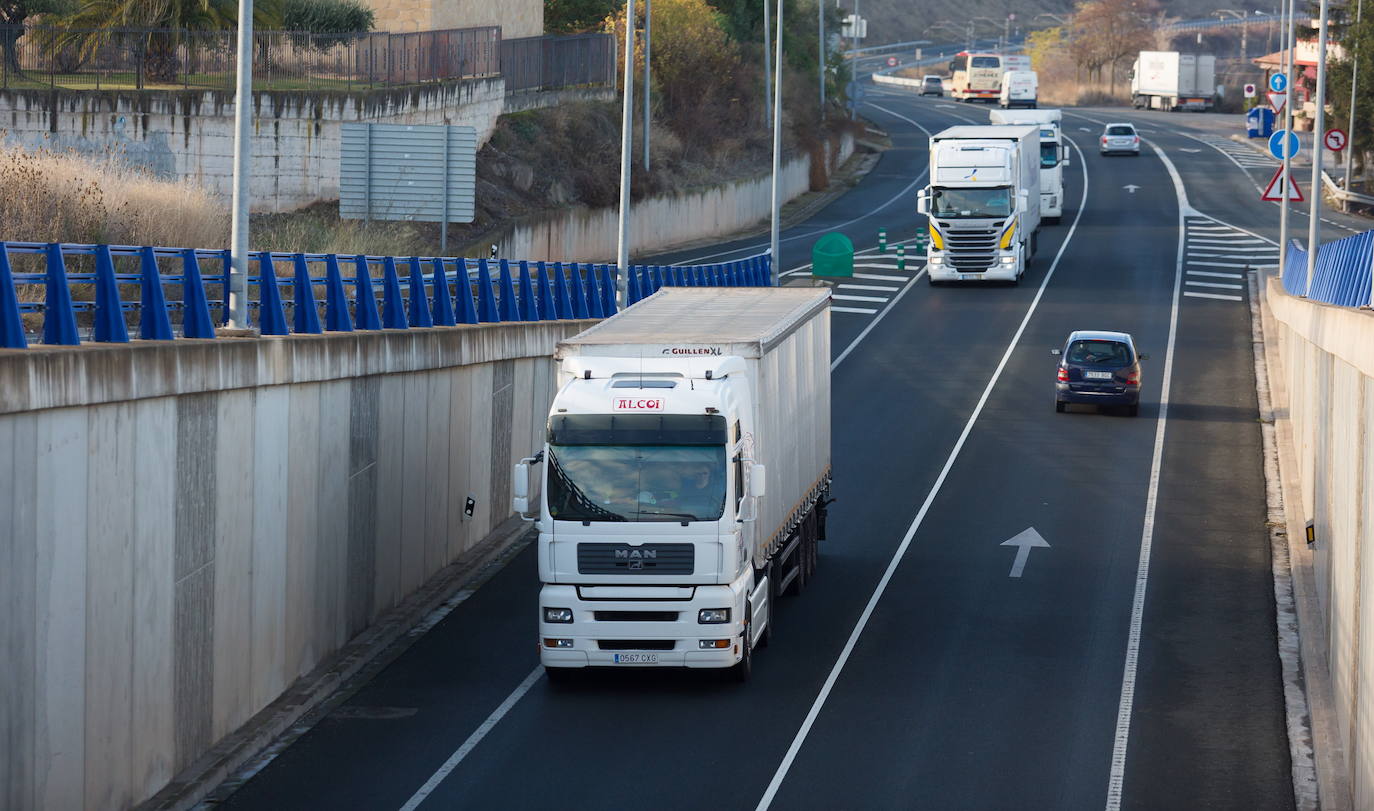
1133,136,1140,144
1101,136,1108,144
1125,370,1139,384
1057,366,1069,382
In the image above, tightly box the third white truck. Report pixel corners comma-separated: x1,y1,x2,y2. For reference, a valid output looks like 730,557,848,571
1130,51,1217,111
918,125,1041,284
989,108,1069,223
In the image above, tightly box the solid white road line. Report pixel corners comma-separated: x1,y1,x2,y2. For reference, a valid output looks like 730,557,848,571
1183,291,1244,301
757,135,1092,811
833,306,880,314
1187,270,1245,279
1186,280,1244,289
839,284,901,291
398,666,545,811
833,294,889,302
1103,141,1187,811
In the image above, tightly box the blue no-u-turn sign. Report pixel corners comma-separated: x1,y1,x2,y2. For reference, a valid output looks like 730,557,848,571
1269,73,1288,92
1269,129,1301,160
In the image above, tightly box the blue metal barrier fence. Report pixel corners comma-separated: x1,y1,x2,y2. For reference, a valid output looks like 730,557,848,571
0,243,773,349
1281,229,1374,308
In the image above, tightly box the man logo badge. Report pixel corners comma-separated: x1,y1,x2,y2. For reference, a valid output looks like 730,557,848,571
628,560,644,570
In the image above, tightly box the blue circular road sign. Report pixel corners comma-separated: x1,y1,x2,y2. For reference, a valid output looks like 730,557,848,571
1269,73,1288,92
1269,129,1300,160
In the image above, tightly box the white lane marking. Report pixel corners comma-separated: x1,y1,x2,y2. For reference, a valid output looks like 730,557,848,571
1187,270,1244,279
1186,245,1278,252
1001,527,1051,578
831,268,927,368
1188,260,1262,268
1187,225,1234,231
833,306,880,314
398,666,545,811
1187,238,1268,245
833,294,889,302
1187,252,1279,259
1103,141,1186,810
759,135,1091,809
839,284,901,291
853,272,908,281
1183,291,1244,301
1186,280,1244,289
854,262,904,269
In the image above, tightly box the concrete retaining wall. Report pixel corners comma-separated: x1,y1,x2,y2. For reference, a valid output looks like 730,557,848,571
1265,274,1374,806
500,133,856,262
0,321,588,810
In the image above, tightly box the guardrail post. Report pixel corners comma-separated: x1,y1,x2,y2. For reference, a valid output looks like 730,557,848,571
139,246,175,340
220,249,233,325
585,266,606,318
498,259,520,321
324,255,355,332
181,249,216,339
430,257,456,326
627,265,642,305
406,257,434,328
381,256,408,329
352,255,381,330
475,258,500,322
257,252,290,336
536,262,559,320
93,245,130,343
600,265,618,314
639,265,654,297
762,254,774,286
43,243,81,345
292,254,323,334
0,244,27,349
569,263,591,319
671,266,685,286
454,258,480,324
551,262,573,319
517,260,539,320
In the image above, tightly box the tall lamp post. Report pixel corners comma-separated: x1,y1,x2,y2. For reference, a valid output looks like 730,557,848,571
769,0,784,284
1305,0,1332,297
616,0,637,307
1279,0,1295,281
227,0,254,330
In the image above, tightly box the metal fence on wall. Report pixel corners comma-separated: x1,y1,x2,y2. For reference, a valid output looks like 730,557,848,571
0,25,612,92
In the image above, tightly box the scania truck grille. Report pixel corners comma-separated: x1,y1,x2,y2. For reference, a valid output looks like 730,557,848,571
944,227,999,270
577,543,695,575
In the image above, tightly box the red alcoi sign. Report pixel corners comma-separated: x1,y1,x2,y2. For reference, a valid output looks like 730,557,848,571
1324,128,1348,152
614,397,665,412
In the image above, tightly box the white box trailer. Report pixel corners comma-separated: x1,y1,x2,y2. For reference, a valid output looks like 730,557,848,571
1131,52,1217,111
525,288,832,680
989,108,1069,222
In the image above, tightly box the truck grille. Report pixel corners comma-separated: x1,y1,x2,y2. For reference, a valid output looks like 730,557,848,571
593,611,681,622
943,226,1000,271
597,640,677,650
577,543,695,575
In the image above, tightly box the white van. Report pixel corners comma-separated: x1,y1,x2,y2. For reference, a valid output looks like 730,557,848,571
999,70,1038,109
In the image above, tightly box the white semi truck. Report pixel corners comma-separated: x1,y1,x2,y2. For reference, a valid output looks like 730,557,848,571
1130,51,1217,111
918,125,1041,284
989,109,1070,223
520,288,832,681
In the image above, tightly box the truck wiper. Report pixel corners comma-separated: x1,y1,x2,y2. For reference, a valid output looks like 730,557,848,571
640,510,698,521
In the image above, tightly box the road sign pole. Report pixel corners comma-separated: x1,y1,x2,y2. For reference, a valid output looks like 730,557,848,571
1305,0,1332,298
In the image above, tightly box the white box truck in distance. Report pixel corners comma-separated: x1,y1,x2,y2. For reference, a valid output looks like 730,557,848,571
1131,52,1217,111
989,109,1069,222
520,288,832,681
918,125,1041,284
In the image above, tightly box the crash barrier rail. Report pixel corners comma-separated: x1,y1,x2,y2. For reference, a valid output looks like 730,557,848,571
1321,170,1374,209
0,243,772,349
1281,230,1374,308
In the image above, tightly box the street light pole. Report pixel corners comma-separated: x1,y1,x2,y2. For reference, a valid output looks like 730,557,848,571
1346,0,1362,195
227,0,254,330
769,0,784,285
819,0,826,112
1279,0,1294,280
1305,0,1332,297
616,0,637,308
763,0,772,128
643,0,651,172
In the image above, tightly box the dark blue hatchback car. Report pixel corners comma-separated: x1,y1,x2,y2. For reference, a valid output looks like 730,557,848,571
1053,330,1147,416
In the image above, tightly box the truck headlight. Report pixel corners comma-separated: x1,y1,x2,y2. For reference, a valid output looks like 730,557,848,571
543,638,574,648
544,607,573,623
1000,255,1016,265
929,255,943,265
698,608,731,624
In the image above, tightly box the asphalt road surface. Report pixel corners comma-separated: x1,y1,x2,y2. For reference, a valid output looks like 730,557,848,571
206,89,1311,810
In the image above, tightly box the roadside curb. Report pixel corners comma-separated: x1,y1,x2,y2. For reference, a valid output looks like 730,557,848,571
142,517,537,811
1253,268,1349,811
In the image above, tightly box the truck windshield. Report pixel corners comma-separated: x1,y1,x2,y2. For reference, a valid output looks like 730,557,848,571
930,186,1012,218
1040,142,1059,168
547,445,727,522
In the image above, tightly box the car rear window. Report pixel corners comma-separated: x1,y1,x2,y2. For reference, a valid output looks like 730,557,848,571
1067,340,1132,366
924,77,941,85
1106,125,1134,136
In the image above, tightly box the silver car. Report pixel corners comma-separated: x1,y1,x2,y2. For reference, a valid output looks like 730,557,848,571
1100,123,1140,156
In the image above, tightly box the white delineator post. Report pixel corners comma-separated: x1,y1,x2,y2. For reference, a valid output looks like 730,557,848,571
769,0,784,285
227,0,254,330
1305,0,1332,297
616,0,637,308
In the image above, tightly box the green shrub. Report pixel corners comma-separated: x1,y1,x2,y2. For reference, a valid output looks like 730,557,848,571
284,0,374,48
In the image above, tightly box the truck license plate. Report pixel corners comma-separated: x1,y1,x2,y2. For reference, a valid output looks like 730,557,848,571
960,274,980,281
613,653,658,664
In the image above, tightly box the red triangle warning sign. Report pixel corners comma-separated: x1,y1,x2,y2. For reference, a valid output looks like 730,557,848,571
1261,166,1304,202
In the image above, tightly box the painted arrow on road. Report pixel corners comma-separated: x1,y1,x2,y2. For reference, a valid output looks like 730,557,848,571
1123,184,1141,193
1001,528,1050,577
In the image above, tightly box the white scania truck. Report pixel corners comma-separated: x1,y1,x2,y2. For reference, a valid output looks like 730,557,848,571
989,109,1070,223
918,125,1041,284
517,288,832,681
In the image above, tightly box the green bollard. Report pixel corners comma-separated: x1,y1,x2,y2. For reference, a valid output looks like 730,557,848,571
897,244,906,271
878,228,888,253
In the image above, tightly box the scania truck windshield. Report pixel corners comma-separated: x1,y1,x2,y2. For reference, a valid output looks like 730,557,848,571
930,186,1013,218
546,414,728,522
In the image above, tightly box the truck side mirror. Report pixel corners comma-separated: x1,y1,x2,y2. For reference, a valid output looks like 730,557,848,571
512,462,530,515
916,189,930,216
750,464,767,499
1061,145,1072,166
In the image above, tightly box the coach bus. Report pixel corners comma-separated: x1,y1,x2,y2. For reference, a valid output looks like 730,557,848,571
949,52,1004,102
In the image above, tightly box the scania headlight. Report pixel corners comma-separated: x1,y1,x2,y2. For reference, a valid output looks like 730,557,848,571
929,255,944,265
544,607,573,623
1000,255,1016,265
698,608,731,624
